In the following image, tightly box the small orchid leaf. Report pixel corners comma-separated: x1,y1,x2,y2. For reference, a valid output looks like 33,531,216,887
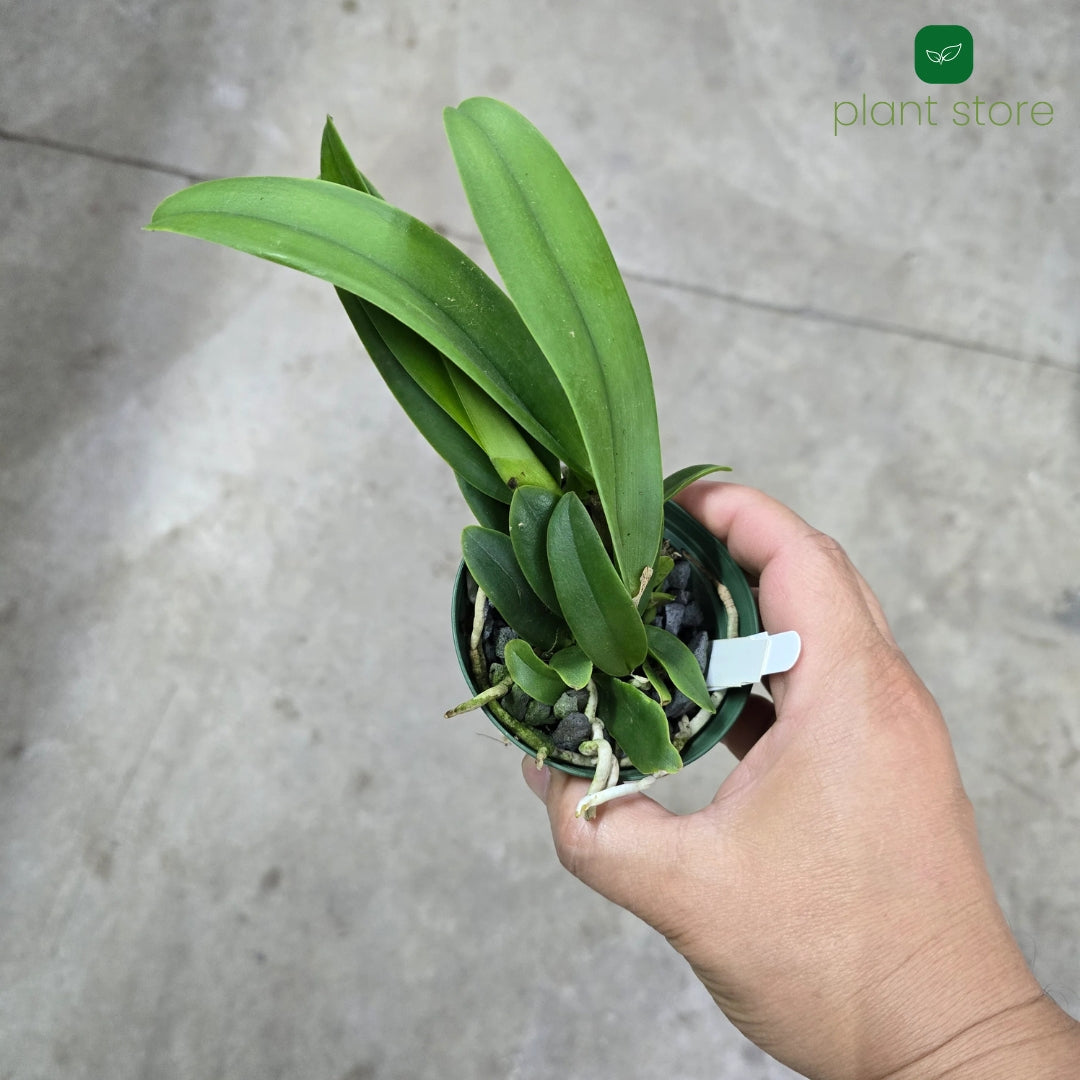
457,475,510,532
504,639,567,706
546,493,647,677
549,645,592,690
462,527,563,651
645,625,713,713
926,49,942,63
642,656,672,706
508,486,562,615
654,555,676,588
596,675,682,775
445,97,663,594
337,292,509,502
663,464,733,502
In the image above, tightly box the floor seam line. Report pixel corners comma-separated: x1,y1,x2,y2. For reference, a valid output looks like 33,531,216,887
4,135,1067,375
623,269,1074,374
0,126,218,184
440,225,1073,375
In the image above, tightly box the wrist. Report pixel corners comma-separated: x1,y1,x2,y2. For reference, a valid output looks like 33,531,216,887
812,889,1066,1080
884,992,1080,1080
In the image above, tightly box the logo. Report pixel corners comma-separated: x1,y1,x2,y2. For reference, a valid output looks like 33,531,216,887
833,23,1053,135
915,25,973,83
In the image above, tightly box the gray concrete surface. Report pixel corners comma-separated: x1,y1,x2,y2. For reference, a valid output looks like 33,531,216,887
1,1,1077,1077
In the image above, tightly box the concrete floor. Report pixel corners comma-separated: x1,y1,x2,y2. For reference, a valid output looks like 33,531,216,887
1,1,1077,1077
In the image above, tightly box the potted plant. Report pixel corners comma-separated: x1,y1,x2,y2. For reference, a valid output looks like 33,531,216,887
147,98,759,816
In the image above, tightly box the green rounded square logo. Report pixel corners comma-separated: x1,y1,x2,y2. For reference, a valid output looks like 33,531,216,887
915,25,973,83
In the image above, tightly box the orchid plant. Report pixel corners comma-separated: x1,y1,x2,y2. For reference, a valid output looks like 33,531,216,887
148,98,734,815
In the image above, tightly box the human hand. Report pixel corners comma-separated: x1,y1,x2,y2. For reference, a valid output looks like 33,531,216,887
522,482,1079,1079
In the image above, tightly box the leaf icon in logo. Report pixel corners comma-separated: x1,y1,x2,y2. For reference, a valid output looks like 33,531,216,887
925,49,943,64
939,43,963,62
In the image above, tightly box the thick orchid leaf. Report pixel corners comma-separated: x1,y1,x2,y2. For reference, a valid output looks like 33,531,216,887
508,485,562,615
445,97,663,593
462,526,562,651
645,625,713,712
504,639,567,706
319,115,383,198
457,475,510,532
447,366,559,493
337,292,508,502
596,675,682,775
147,176,591,477
662,464,732,502
549,644,592,690
321,120,488,440
320,119,483,439
546,493,646,677
364,308,476,434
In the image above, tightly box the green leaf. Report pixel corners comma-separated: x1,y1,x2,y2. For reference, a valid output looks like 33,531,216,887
637,552,676,615
445,97,663,593
645,625,713,712
596,675,682,775
319,115,382,198
457,475,510,532
337,291,509,502
663,464,732,502
321,121,561,510
508,485,562,615
546,493,647,676
549,645,592,690
319,118,493,445
364,307,476,435
147,176,591,477
321,116,566,507
654,555,676,585
503,639,567,706
461,526,562,651
642,656,672,706
446,366,560,493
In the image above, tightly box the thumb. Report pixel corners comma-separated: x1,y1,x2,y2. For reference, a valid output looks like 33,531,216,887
522,757,690,927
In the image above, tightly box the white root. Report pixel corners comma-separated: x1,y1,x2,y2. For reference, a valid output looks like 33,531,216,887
717,580,738,638
581,679,617,819
444,676,512,717
673,691,726,751
606,754,620,790
470,586,487,651
575,772,668,817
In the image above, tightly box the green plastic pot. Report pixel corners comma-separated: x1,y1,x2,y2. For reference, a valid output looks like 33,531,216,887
451,500,760,780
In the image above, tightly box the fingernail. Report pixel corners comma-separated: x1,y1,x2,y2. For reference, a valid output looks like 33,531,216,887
521,757,551,802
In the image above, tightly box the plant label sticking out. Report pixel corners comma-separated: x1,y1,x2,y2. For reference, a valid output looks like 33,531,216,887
705,631,801,690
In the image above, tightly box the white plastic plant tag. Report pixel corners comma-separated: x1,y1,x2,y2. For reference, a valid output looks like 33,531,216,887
706,631,802,690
